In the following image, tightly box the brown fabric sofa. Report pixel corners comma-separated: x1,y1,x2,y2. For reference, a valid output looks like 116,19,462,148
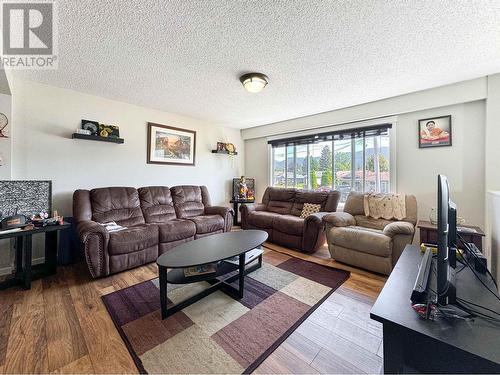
323,192,417,275
73,185,233,278
240,187,341,253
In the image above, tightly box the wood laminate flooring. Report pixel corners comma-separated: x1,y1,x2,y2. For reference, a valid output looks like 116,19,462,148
0,242,386,374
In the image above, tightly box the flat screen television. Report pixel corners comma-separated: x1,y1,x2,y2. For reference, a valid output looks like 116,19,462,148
437,174,457,305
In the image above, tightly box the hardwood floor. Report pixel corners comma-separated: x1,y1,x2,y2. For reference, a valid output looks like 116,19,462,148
0,243,386,374
255,243,386,374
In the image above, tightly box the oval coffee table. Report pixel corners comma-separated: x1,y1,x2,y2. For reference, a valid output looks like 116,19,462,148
156,230,268,319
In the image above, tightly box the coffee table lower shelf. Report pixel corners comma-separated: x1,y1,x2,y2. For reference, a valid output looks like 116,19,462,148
158,254,262,319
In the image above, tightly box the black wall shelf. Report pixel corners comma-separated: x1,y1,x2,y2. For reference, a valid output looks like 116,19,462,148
72,133,124,144
211,150,237,155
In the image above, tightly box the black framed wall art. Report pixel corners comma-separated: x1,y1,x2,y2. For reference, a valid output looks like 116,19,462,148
418,115,452,148
147,123,196,166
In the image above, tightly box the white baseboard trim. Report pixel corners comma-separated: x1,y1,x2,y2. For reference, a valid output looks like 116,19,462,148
0,257,46,276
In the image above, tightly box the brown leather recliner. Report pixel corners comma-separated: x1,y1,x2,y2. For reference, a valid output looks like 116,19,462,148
171,186,233,236
240,187,341,253
73,185,233,278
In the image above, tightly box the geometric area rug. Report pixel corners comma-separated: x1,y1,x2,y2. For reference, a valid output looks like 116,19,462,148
102,253,350,374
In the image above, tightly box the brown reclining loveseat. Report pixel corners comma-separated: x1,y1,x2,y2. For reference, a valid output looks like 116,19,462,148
240,187,340,253
73,185,233,278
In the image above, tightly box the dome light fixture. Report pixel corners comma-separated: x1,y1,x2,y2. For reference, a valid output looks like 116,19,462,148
240,73,269,93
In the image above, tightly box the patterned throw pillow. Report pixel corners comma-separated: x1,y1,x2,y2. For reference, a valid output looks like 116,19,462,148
300,203,322,218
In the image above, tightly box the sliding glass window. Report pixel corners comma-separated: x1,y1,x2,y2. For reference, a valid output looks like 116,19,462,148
270,125,391,203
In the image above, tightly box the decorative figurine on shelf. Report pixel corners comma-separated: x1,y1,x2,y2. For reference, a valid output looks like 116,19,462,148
217,142,226,151
29,210,63,227
225,143,236,154
232,177,255,201
99,124,120,138
238,176,248,199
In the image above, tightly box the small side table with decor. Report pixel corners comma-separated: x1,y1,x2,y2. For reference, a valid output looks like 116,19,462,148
230,199,255,226
0,222,71,290
417,220,485,251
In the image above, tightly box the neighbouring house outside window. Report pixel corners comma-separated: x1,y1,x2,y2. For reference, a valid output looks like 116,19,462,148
270,124,392,203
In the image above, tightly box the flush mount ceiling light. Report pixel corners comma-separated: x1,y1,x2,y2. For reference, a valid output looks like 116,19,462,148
240,73,269,93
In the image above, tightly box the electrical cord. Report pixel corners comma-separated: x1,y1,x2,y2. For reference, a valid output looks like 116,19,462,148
419,241,500,323
455,236,500,303
460,251,500,303
456,297,500,318
455,300,500,323
457,234,498,289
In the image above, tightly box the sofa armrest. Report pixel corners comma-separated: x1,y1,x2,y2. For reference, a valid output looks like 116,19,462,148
205,205,234,232
204,205,234,218
239,203,266,214
305,212,329,226
322,212,356,227
302,212,330,253
76,220,109,243
239,203,266,229
75,220,110,278
383,221,415,237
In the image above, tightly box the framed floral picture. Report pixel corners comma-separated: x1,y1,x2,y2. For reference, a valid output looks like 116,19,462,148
418,115,452,148
147,123,196,165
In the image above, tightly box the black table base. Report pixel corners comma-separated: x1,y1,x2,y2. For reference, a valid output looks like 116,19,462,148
230,199,255,226
0,223,70,290
159,253,262,319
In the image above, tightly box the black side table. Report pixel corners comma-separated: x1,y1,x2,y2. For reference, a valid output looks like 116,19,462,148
0,222,71,290
230,199,255,226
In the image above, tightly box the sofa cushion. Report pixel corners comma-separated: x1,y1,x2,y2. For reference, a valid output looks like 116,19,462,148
329,226,392,257
291,190,330,216
247,211,281,228
189,215,224,234
264,188,295,215
138,186,176,223
158,219,196,242
343,192,366,216
273,214,304,235
171,186,210,218
354,215,392,231
108,224,159,255
90,187,145,227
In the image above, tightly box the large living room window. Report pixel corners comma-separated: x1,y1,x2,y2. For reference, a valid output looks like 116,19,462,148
270,124,391,203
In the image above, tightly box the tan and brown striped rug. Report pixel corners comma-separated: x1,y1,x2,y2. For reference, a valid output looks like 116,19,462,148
102,252,349,374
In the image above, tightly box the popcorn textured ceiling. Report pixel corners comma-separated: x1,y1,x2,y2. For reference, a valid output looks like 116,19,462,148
13,0,500,128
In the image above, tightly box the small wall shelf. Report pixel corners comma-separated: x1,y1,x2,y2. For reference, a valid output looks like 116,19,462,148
211,150,237,155
72,133,124,144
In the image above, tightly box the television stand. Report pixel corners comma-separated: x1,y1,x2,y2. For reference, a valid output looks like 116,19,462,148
371,245,500,374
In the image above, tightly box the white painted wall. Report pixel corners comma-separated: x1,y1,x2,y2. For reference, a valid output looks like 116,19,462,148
1,78,243,274
487,191,500,282
484,74,500,269
11,79,244,214
485,74,500,192
0,93,12,275
396,101,485,231
242,78,487,140
246,102,485,233
0,93,12,179
244,137,269,202
245,85,487,245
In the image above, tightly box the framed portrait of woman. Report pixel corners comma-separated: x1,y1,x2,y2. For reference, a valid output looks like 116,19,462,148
418,115,452,148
